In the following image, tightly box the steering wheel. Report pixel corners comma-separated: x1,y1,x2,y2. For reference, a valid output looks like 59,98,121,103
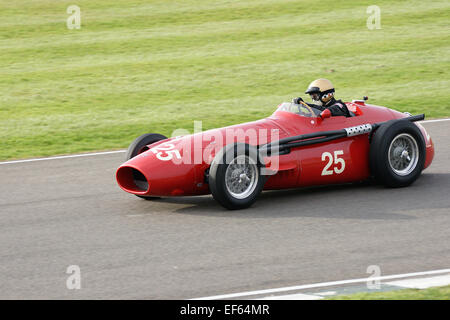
297,101,315,117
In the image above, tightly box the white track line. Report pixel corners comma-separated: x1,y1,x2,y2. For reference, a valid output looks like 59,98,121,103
0,150,126,165
419,118,450,124
0,118,448,166
192,268,450,300
385,274,450,289
256,293,323,300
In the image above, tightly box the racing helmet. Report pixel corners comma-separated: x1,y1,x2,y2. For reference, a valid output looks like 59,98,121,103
305,78,335,106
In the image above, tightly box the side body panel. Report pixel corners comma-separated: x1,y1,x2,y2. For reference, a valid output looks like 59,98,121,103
264,103,389,189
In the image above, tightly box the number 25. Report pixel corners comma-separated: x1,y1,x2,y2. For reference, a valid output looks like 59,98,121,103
151,143,181,161
321,150,345,176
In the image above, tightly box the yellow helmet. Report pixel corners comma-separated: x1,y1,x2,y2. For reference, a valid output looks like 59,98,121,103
305,79,335,105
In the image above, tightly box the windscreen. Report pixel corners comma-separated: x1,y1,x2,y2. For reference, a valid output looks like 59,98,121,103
277,102,322,118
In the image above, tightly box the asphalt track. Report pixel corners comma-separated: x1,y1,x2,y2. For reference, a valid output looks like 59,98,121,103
0,121,449,299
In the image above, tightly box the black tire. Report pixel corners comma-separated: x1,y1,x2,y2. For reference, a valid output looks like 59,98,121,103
126,133,167,200
209,143,266,210
369,120,425,187
125,133,167,160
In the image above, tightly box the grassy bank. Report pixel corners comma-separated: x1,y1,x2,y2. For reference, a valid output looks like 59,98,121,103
1,0,449,160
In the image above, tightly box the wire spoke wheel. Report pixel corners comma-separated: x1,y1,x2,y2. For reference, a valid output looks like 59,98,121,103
388,133,419,176
225,155,258,199
370,120,426,188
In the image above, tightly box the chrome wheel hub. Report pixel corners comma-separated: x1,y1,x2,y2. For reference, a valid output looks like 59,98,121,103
388,133,419,176
225,155,258,199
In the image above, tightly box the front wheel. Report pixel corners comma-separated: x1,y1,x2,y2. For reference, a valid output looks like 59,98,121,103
370,120,426,187
126,133,167,200
208,143,266,210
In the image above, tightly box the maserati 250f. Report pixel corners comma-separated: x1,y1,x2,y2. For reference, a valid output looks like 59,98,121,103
116,99,434,209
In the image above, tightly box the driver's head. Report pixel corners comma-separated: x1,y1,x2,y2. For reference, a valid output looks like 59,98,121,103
305,78,335,106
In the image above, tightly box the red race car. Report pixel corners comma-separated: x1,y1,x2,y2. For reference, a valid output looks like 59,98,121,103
116,99,434,210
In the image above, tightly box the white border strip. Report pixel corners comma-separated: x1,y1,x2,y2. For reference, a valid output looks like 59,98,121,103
0,150,126,165
0,118,448,166
419,118,450,124
257,293,323,300
385,274,450,289
192,268,450,300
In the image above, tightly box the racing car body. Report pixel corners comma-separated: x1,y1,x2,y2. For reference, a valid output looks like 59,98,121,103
116,100,434,209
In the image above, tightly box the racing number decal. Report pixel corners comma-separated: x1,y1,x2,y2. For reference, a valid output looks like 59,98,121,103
150,143,181,161
321,150,346,176
321,152,334,176
333,150,346,174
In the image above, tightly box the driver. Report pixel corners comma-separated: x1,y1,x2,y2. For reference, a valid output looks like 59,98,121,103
292,79,351,117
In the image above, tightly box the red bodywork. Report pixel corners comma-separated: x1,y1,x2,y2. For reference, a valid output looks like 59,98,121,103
116,102,434,197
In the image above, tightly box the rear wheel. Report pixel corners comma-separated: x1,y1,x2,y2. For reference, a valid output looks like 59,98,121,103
209,143,266,210
126,133,167,200
370,120,425,187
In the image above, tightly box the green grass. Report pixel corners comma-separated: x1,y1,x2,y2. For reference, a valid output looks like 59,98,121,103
328,285,450,300
1,0,449,160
